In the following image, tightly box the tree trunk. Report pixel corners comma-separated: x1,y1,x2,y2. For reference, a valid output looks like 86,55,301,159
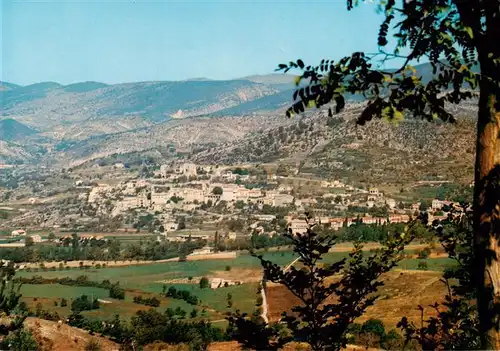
474,58,500,349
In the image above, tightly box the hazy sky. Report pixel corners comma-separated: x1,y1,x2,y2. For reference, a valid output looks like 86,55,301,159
1,0,393,85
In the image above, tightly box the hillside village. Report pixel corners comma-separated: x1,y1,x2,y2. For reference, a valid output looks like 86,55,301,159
1,160,457,246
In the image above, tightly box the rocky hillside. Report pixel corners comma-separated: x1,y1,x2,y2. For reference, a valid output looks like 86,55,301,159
191,101,477,186
53,115,297,168
0,62,481,175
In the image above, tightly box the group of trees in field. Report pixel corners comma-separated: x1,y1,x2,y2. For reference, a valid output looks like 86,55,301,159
133,295,161,307
0,235,206,263
162,285,199,305
71,295,100,312
65,308,227,350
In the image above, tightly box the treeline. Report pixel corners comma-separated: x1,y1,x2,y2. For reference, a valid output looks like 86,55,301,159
162,286,199,305
133,295,160,307
15,275,126,300
0,236,205,263
67,308,228,350
214,234,292,252
71,295,100,312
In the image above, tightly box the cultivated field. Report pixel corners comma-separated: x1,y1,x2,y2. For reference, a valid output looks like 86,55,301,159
15,248,454,324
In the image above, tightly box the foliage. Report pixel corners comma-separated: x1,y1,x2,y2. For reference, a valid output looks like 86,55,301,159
164,286,199,305
0,261,25,338
199,277,209,289
417,260,428,270
1,327,39,351
109,282,125,300
417,247,431,259
131,309,227,349
0,237,205,263
71,295,100,312
212,186,223,195
133,295,161,307
229,213,414,350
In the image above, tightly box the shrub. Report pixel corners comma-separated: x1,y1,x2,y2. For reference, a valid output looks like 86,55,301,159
61,298,68,307
225,265,231,271
382,329,405,351
417,247,431,259
71,295,100,312
199,277,209,289
418,260,428,270
2,328,39,351
362,319,386,339
109,283,125,300
84,338,102,351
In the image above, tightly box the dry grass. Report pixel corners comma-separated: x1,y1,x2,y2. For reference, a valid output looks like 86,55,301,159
266,270,447,329
25,317,120,351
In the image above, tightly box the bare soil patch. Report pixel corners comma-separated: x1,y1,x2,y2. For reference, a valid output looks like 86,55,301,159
25,317,119,351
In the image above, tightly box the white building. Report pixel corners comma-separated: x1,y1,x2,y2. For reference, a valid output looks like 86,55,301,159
11,229,26,237
272,194,294,207
254,214,276,221
163,221,178,233
385,198,396,209
432,199,443,210
208,278,238,289
288,219,309,235
176,163,197,176
28,235,42,243
190,246,214,255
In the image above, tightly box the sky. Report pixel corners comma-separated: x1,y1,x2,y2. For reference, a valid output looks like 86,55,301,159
1,0,395,85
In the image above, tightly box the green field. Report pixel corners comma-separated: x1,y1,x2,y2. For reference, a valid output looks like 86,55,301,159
17,251,297,288
21,284,109,299
16,251,455,322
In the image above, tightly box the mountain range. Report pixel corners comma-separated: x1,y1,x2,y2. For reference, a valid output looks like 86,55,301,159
0,62,480,182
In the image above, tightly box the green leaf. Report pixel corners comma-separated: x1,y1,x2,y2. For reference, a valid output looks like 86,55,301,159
464,26,473,39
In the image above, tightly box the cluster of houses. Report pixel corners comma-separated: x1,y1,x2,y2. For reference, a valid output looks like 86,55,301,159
76,161,462,241
87,162,298,218
286,214,414,235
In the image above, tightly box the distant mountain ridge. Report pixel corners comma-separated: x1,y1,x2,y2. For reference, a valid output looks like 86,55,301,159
1,62,472,166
